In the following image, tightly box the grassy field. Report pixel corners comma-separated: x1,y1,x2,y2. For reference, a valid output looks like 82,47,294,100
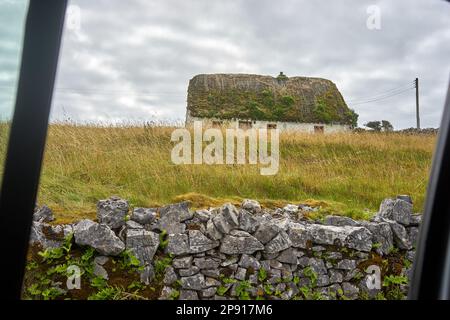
0,123,437,223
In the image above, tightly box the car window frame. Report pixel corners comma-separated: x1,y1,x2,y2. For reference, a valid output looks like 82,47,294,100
0,0,68,299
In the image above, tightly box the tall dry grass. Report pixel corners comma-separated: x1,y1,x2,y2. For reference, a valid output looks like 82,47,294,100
0,122,437,222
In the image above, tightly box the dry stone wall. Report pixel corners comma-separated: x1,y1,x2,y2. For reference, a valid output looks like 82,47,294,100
30,196,420,300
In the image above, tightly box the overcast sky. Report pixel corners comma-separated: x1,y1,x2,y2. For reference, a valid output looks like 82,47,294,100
1,0,449,128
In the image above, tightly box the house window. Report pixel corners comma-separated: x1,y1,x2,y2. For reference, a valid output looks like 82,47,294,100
314,125,324,134
238,121,252,129
267,123,277,130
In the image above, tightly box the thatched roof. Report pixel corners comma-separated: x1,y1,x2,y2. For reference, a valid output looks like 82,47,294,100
186,73,357,125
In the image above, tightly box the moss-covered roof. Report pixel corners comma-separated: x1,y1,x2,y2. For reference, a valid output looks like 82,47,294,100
186,73,357,126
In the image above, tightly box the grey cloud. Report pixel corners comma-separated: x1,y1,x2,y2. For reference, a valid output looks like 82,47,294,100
0,0,28,119
0,0,449,128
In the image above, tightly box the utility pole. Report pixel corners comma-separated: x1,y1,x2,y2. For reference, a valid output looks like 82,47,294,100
415,77,420,129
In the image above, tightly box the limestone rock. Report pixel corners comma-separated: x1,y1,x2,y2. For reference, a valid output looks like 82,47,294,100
281,283,299,300
408,227,419,247
130,207,156,225
159,201,192,222
342,282,359,299
360,221,393,255
179,266,200,277
33,205,54,223
167,233,190,256
235,267,247,281
205,219,223,240
194,257,220,269
410,214,422,226
125,220,144,230
173,256,193,269
96,196,129,229
396,195,412,204
238,209,259,233
203,277,220,288
201,287,217,298
220,232,264,255
221,256,239,267
163,266,178,285
377,198,412,226
201,269,220,279
387,220,412,250
287,222,310,249
298,256,310,268
238,254,261,270
327,252,343,260
316,283,342,300
93,263,108,280
317,274,330,287
194,209,211,222
329,269,344,283
159,286,178,300
29,222,73,249
181,274,205,291
264,231,292,254
406,250,416,262
307,224,373,252
241,199,262,214
324,215,359,227
269,260,283,270
283,204,298,215
157,210,186,235
253,221,281,244
94,256,109,265
189,230,220,253
212,203,239,234
74,219,125,256
179,290,199,300
343,269,361,282
306,258,327,275
276,248,300,265
125,228,159,265
336,259,357,271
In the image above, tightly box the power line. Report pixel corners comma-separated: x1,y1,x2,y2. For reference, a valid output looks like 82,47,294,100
350,86,415,106
347,82,415,102
346,82,415,103
348,77,421,130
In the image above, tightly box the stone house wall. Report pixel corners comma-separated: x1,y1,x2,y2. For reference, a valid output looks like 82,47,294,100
186,116,352,134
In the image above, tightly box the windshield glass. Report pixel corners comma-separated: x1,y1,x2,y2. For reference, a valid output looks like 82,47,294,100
0,0,29,186
23,0,450,301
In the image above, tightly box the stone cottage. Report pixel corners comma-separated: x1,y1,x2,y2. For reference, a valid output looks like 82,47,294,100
185,73,357,133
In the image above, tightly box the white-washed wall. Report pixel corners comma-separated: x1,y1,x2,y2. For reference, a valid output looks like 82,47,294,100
186,116,352,134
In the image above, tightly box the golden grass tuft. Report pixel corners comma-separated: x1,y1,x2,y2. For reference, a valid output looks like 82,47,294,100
0,122,437,223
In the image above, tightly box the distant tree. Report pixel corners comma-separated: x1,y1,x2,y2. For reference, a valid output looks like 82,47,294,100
364,121,382,131
364,120,394,132
381,120,394,132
